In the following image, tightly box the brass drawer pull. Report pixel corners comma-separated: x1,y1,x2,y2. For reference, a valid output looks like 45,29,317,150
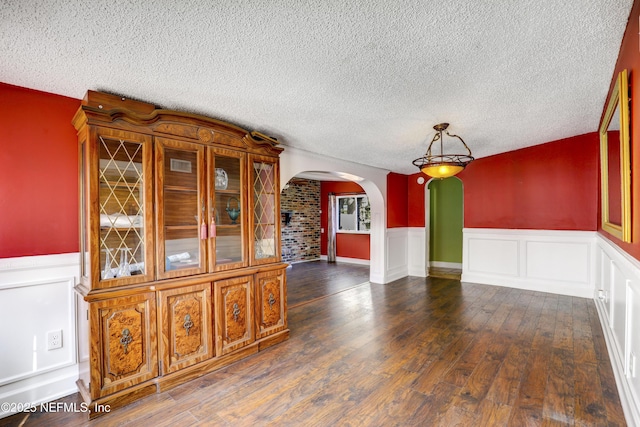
268,293,276,309
183,314,193,336
120,328,132,354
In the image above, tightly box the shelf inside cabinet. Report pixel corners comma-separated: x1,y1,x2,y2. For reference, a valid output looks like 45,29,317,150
215,189,240,195
165,185,198,193
164,225,199,241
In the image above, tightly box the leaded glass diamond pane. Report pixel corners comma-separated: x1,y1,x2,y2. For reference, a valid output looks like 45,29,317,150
99,137,145,279
253,162,276,259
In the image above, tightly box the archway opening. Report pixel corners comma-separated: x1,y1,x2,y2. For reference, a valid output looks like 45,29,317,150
279,147,388,283
280,172,381,307
280,172,374,268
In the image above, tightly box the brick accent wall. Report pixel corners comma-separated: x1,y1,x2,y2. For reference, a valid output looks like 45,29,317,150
280,179,321,262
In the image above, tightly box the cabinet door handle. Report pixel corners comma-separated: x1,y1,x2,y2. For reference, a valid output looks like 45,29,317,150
210,198,216,238
200,199,208,239
183,314,193,336
232,303,240,322
268,293,276,309
120,328,132,354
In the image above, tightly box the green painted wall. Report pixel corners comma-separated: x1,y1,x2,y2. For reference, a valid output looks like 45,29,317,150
429,177,463,263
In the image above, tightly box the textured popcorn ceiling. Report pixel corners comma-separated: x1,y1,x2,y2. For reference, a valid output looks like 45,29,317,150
0,1,633,174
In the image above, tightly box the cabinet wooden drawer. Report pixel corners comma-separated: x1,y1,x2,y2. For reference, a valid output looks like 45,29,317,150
89,292,158,398
158,283,214,374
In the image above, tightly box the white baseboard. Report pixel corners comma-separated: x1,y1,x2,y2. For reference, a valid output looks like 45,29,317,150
0,366,79,418
429,261,462,270
319,255,370,266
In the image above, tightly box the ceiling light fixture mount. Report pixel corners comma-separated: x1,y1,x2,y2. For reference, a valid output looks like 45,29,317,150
412,123,474,179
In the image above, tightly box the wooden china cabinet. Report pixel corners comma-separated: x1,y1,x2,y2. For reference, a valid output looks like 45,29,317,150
73,91,288,418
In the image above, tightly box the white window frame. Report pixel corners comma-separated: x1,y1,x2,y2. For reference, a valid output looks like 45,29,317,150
336,194,371,234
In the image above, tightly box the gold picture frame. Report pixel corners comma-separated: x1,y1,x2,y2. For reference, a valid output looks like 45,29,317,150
600,69,631,242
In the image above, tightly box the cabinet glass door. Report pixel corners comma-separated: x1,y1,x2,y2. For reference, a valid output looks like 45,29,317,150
95,128,154,288
250,156,280,265
209,148,246,271
156,137,207,279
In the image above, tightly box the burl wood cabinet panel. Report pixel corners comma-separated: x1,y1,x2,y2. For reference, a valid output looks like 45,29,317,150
90,292,158,398
255,269,287,339
215,276,254,356
159,283,213,374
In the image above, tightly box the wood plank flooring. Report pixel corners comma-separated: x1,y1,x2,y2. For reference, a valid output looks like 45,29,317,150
1,261,627,426
285,261,370,308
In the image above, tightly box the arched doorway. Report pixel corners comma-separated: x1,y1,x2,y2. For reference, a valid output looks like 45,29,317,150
280,172,376,272
426,177,463,279
279,147,388,283
281,173,374,307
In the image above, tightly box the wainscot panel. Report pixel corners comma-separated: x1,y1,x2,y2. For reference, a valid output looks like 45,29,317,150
407,227,427,277
0,253,80,419
386,228,408,282
462,228,596,298
595,234,640,426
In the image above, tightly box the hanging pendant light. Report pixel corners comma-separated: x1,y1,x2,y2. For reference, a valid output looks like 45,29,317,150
412,123,474,179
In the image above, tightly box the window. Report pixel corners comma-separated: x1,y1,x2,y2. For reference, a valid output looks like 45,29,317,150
337,195,371,233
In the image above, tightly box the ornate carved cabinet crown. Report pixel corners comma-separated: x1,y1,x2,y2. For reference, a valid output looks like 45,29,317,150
73,91,288,418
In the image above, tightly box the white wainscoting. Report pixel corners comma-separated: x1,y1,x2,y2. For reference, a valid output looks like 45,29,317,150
462,228,596,298
386,228,409,282
407,227,427,277
321,227,425,281
0,253,81,419
595,235,640,426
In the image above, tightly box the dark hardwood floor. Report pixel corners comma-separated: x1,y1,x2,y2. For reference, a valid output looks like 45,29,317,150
285,260,370,308
1,261,627,426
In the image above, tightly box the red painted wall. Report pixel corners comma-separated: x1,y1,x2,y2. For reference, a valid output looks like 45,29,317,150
336,233,370,260
460,133,599,230
387,172,408,228
599,0,640,261
387,172,428,228
320,181,370,259
0,83,80,258
408,172,426,227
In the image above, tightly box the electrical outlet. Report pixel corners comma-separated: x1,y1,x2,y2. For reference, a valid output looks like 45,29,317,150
47,330,62,350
